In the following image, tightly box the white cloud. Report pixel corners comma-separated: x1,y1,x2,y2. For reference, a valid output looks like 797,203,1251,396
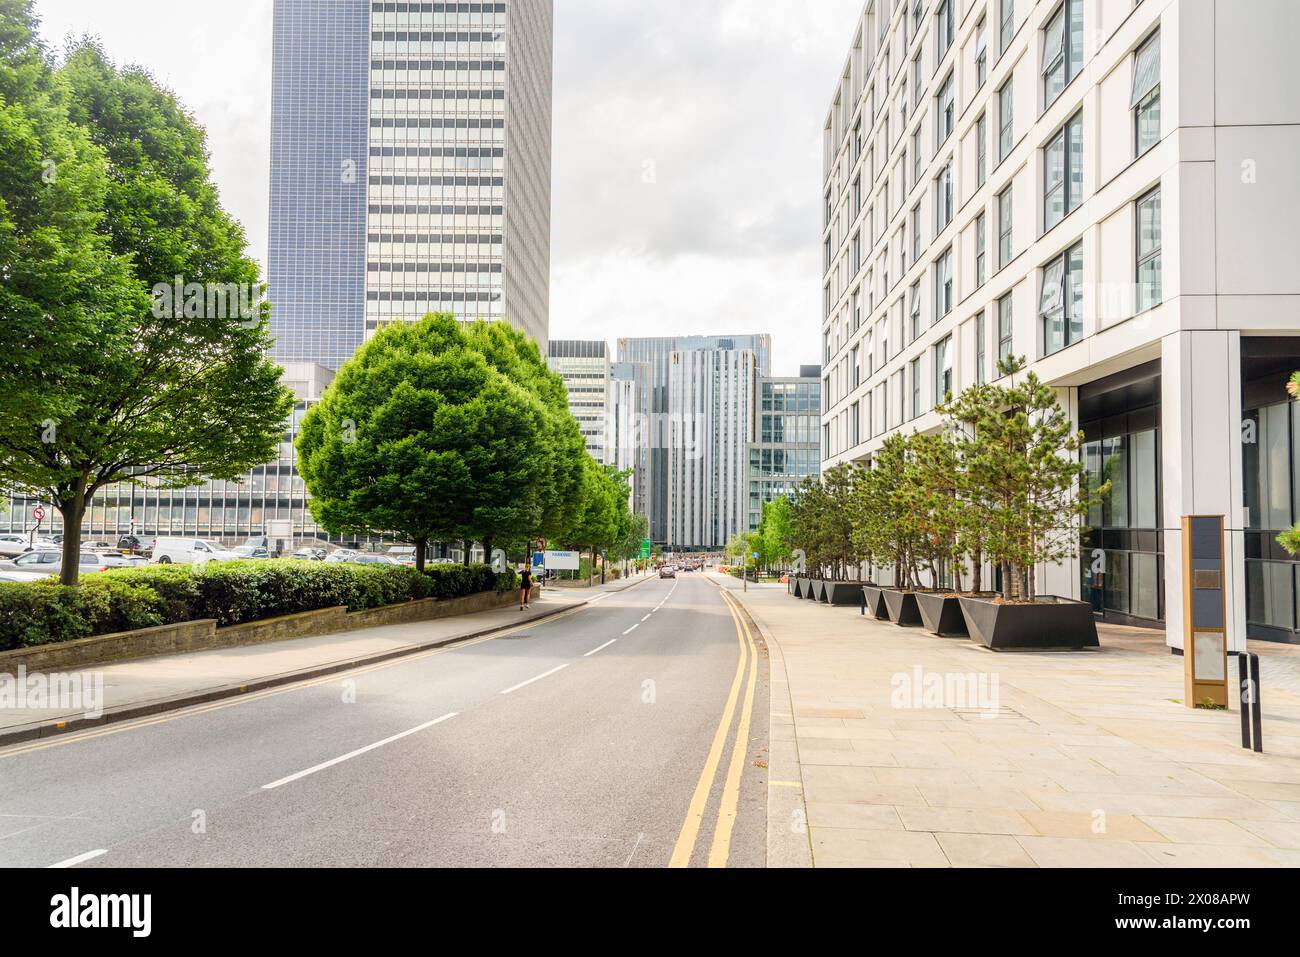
32,0,863,375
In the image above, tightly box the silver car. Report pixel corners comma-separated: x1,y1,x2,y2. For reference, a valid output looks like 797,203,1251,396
0,550,111,577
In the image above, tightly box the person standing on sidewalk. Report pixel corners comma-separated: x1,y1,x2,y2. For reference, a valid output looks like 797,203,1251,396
519,565,534,610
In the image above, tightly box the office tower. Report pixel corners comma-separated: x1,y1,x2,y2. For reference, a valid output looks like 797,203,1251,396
820,0,1300,650
618,335,772,549
269,0,553,371
547,340,611,463
749,366,823,532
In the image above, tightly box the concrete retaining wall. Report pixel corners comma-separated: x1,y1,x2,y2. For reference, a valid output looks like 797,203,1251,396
0,589,519,675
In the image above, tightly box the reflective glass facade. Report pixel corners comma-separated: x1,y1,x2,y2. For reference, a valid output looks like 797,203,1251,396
749,373,823,532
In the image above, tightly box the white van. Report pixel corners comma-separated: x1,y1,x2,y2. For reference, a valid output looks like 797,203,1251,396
151,538,241,566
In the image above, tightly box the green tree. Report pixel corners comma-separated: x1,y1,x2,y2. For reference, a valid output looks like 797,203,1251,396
462,320,586,552
566,457,627,582
961,357,1104,602
756,496,795,572
298,315,555,572
0,27,292,585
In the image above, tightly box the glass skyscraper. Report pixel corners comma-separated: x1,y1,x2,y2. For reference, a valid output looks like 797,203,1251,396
270,0,553,371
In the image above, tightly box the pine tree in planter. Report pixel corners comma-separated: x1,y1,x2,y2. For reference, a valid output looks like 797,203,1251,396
952,358,1108,649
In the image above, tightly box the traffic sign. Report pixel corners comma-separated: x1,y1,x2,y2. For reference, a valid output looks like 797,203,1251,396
32,506,45,523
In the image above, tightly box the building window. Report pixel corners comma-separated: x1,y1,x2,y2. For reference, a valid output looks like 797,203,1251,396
997,293,1013,366
934,246,953,321
997,78,1014,161
1132,31,1161,156
909,281,922,341
850,400,861,447
910,357,922,419
852,231,862,273
933,334,952,403
936,0,954,57
853,118,863,164
912,49,925,105
851,344,861,388
911,203,922,263
935,160,953,231
913,0,924,36
998,184,1013,267
975,311,987,385
911,125,924,186
1042,0,1083,107
975,211,987,288
936,71,954,144
1040,241,1084,356
999,0,1014,54
976,112,987,186
975,18,988,88
1043,110,1082,232
1136,187,1162,313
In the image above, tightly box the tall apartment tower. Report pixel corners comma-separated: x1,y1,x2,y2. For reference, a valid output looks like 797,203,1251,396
269,0,553,372
547,340,611,463
618,335,772,549
820,0,1300,651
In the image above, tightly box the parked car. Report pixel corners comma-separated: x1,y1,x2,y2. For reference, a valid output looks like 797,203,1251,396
94,551,149,569
150,538,241,566
233,545,272,560
344,554,403,566
82,541,115,551
0,534,32,558
0,550,111,577
290,547,328,562
386,546,419,567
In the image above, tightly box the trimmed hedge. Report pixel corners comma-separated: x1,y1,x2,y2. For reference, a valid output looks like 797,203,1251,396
0,561,519,651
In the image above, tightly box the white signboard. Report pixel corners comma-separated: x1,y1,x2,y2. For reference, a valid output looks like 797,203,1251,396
544,550,581,571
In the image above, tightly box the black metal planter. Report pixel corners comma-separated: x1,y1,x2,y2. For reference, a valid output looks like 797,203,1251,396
957,596,1101,651
881,589,924,627
791,577,806,599
824,581,866,606
810,579,828,603
914,592,970,638
861,585,890,621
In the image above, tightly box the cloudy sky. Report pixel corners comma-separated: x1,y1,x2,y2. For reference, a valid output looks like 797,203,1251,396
33,0,862,374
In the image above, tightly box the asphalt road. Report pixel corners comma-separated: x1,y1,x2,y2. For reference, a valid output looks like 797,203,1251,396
0,574,770,868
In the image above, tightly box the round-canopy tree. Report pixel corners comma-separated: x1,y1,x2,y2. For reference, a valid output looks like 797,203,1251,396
297,315,562,572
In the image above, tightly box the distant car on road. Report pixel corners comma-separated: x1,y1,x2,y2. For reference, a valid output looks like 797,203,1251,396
659,565,677,579
151,538,241,567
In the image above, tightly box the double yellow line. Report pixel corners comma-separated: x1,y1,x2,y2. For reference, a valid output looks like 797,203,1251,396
668,587,758,869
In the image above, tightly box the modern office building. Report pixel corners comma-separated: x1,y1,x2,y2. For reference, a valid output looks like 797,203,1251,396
749,367,823,532
617,335,773,548
820,0,1300,649
1,365,349,547
547,340,611,463
608,361,646,513
269,0,553,371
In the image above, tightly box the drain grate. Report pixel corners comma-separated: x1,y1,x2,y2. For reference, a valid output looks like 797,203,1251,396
952,706,1033,723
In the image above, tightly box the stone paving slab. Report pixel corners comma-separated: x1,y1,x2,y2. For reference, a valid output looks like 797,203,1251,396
714,575,1300,868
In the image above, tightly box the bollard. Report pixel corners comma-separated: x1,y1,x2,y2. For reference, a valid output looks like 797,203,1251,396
1239,654,1252,750
1239,653,1264,753
1250,654,1263,754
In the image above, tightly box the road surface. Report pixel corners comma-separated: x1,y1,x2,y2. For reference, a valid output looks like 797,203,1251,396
0,574,770,868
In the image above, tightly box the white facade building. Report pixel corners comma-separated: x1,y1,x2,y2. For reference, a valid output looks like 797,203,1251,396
547,340,611,463
821,0,1300,650
667,349,760,551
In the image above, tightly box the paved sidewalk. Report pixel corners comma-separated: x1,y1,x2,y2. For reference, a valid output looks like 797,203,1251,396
715,575,1300,868
0,572,655,742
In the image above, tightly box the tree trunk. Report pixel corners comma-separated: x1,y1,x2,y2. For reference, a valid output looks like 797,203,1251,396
414,537,428,574
463,540,472,567
972,550,983,594
58,494,87,588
